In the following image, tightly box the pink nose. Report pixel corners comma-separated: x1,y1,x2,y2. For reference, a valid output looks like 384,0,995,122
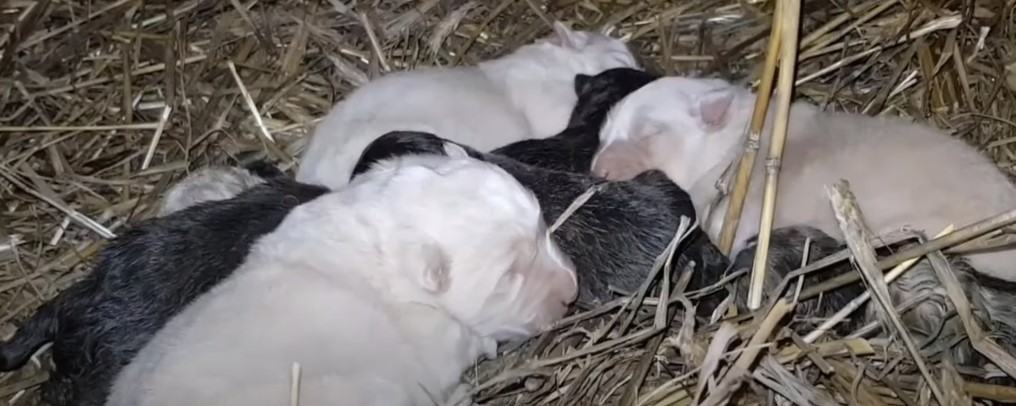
590,158,611,178
591,147,643,181
544,246,578,304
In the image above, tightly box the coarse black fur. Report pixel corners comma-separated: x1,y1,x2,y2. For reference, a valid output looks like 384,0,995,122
970,271,1016,386
730,226,1016,368
489,68,659,173
728,226,866,334
919,258,1016,369
350,129,453,177
0,169,327,406
351,130,730,310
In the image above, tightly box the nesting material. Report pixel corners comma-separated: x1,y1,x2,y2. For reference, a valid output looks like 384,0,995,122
2,0,1016,405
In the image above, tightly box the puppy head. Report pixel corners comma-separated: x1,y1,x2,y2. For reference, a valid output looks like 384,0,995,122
592,77,749,189
358,154,578,342
569,67,659,124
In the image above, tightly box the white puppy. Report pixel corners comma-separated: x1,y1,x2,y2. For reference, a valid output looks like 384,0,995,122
106,151,578,406
591,76,1016,283
296,21,638,189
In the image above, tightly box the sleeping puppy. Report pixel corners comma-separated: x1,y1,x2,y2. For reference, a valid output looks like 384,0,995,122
0,163,326,406
352,130,731,311
105,151,578,406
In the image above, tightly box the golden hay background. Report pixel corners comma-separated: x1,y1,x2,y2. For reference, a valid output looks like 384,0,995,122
1,0,1016,405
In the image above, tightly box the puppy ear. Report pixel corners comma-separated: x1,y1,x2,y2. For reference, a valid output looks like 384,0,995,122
695,88,736,130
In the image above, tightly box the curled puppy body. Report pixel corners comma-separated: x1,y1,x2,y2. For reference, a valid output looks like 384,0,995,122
295,22,638,189
490,67,659,173
0,165,327,406
730,226,1016,366
591,76,1016,284
352,131,730,309
106,154,578,406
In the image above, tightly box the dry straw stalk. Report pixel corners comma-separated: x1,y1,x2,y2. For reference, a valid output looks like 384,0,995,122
745,0,803,311
716,0,782,256
4,0,1016,405
826,180,947,404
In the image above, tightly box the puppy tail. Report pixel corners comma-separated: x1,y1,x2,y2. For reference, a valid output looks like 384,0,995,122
0,303,58,371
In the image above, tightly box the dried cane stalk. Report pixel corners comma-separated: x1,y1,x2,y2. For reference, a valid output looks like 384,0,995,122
745,0,803,310
716,0,783,255
827,180,947,405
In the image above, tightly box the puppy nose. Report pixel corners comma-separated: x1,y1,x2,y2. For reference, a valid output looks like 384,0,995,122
590,160,610,179
591,151,634,181
554,275,578,308
550,258,578,304
590,152,611,178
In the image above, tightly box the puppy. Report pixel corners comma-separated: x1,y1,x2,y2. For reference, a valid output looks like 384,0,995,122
106,153,578,406
296,22,639,189
0,164,327,406
351,131,730,309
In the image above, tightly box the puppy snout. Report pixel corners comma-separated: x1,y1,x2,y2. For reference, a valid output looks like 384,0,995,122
542,238,578,305
590,160,611,179
591,148,641,181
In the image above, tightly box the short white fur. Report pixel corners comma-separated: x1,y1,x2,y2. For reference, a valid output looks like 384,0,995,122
593,76,1016,282
106,154,578,406
295,21,638,189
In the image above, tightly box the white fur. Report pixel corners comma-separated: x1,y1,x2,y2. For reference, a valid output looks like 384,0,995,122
295,22,638,189
594,76,1016,282
107,155,578,406
158,166,266,216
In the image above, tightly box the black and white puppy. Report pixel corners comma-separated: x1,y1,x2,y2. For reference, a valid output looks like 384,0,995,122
0,164,327,406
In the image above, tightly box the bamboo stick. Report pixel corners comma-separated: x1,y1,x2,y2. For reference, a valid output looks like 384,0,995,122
716,1,783,255
745,0,803,310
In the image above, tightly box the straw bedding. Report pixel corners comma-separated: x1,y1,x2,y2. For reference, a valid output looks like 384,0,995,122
2,0,1016,404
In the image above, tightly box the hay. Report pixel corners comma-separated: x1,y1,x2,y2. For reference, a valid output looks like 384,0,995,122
1,0,1016,404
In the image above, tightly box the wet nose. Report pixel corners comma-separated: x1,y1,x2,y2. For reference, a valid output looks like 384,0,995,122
543,240,578,304
590,158,611,179
591,144,643,181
